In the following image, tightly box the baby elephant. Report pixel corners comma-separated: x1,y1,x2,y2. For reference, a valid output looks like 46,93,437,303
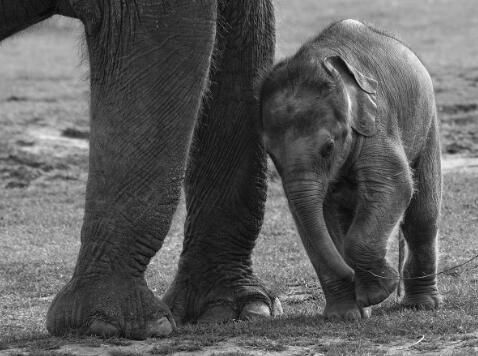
259,19,441,320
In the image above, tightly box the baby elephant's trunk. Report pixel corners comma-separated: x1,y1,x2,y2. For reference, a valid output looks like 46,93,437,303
284,177,355,282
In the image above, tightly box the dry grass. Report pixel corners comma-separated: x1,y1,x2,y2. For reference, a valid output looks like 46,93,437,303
1,0,478,355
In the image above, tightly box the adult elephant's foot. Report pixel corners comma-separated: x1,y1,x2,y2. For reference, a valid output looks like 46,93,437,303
353,259,399,307
401,281,442,310
46,274,175,339
163,270,283,325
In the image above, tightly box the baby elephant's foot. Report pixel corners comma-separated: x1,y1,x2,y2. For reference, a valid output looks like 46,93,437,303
401,281,442,310
354,259,399,307
321,279,371,321
324,302,371,321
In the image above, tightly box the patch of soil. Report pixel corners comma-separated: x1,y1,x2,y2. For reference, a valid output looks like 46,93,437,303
439,103,478,115
0,127,88,188
3,96,58,103
442,156,478,172
3,333,478,356
282,284,316,304
439,102,478,156
62,128,89,140
4,96,28,103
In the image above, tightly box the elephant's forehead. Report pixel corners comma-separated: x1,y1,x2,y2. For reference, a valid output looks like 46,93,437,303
263,89,334,134
266,90,316,116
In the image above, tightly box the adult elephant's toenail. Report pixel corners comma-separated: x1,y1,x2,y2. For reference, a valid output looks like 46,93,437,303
361,307,372,319
239,301,271,321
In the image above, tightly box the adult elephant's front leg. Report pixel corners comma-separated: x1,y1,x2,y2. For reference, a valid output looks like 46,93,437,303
163,0,281,324
46,1,217,339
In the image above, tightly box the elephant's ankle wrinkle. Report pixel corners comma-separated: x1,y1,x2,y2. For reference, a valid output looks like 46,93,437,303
175,259,254,281
403,274,437,283
404,282,439,294
322,278,356,303
75,241,154,278
181,239,256,261
73,262,142,280
70,268,148,285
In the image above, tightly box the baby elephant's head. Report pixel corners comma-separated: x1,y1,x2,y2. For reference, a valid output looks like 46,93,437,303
259,54,378,185
257,54,378,280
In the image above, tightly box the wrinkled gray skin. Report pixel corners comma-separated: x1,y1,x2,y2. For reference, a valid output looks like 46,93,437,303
259,19,442,320
1,0,282,339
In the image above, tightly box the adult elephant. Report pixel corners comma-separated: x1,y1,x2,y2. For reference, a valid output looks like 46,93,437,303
1,0,281,339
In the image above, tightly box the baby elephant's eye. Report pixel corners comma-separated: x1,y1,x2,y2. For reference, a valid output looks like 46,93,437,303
320,139,335,158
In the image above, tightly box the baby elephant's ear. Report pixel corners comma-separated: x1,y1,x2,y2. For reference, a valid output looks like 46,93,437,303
323,55,378,136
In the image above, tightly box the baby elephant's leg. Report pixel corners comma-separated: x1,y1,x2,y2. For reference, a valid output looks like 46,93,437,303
319,200,371,320
345,143,414,307
401,128,442,309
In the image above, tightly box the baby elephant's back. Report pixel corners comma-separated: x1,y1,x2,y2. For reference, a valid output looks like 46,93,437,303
318,20,436,143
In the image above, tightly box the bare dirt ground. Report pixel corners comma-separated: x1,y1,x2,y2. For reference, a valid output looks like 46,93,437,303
1,1,478,355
